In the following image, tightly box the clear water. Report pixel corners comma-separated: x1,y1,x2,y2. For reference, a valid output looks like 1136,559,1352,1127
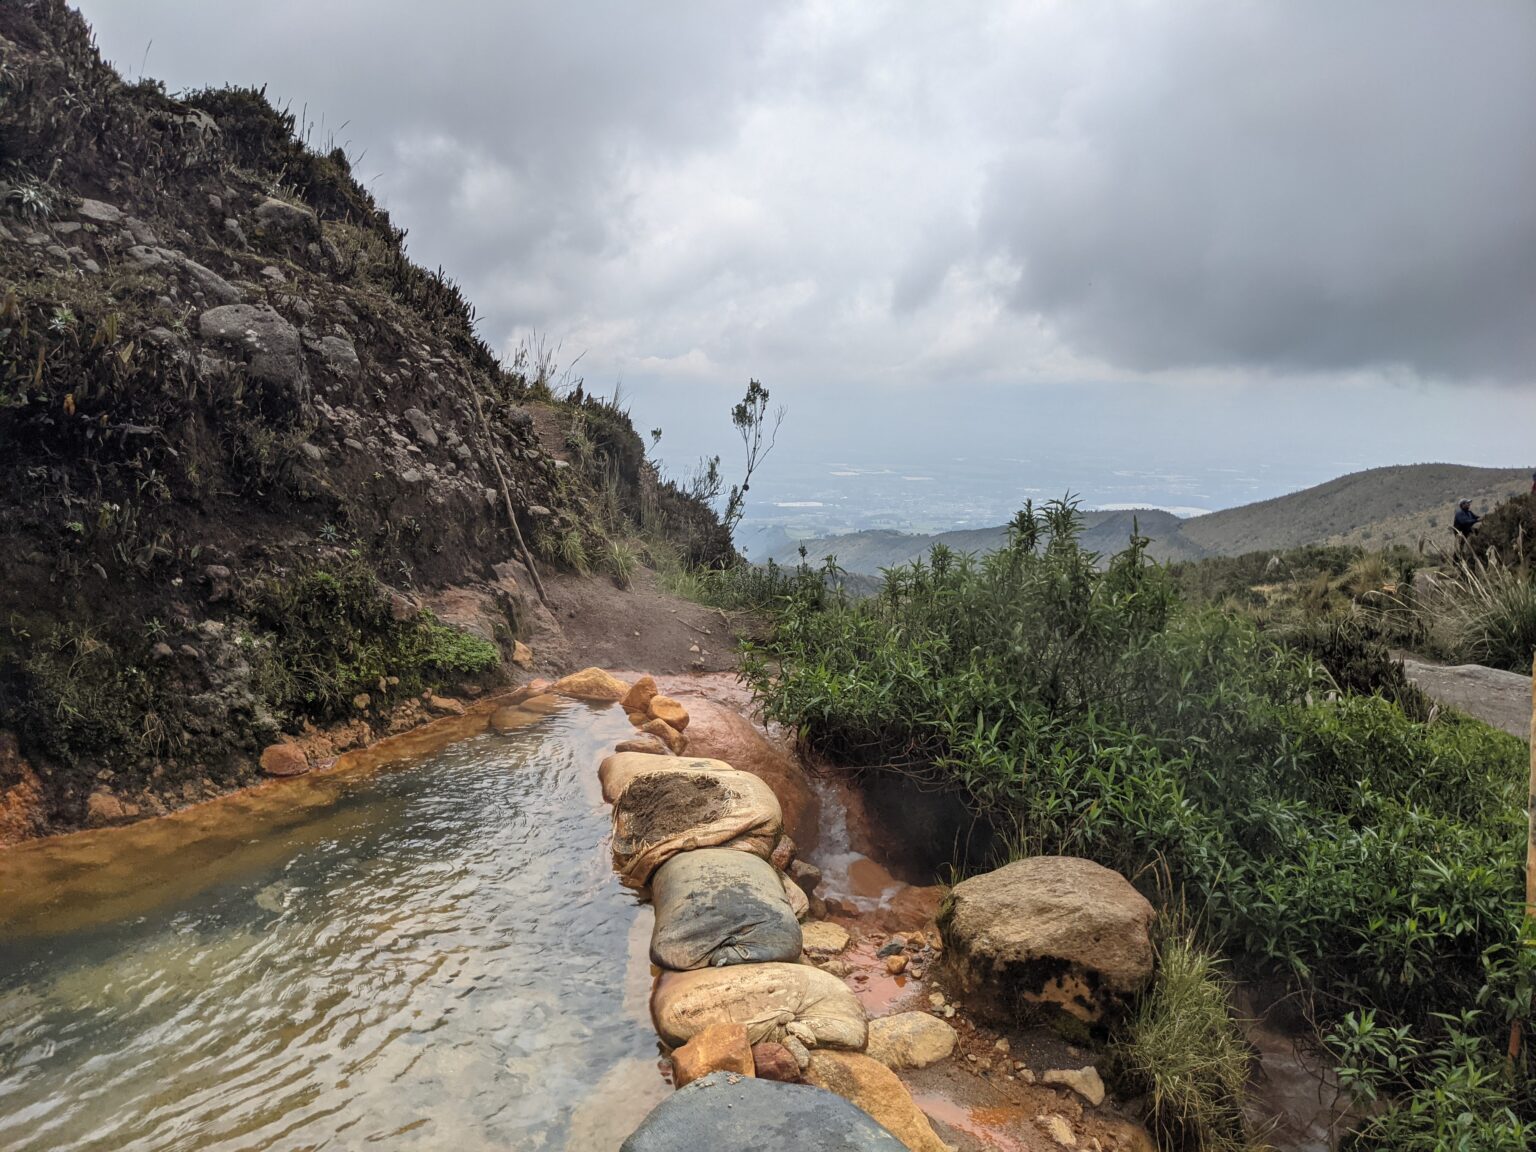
0,704,667,1152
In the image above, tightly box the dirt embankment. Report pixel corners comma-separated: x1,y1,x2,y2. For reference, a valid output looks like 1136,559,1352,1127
0,2,731,839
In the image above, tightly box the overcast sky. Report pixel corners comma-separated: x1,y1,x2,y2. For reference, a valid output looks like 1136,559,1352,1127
81,1,1536,511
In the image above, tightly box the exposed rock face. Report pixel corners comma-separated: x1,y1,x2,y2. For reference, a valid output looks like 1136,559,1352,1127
252,196,320,245
84,789,129,827
940,856,1155,1023
258,743,309,777
0,4,734,838
0,732,48,845
804,1051,952,1152
864,1012,958,1070
670,1022,755,1088
550,667,632,702
197,304,305,395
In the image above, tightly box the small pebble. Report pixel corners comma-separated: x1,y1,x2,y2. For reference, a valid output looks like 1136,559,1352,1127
994,1038,1011,1055
885,955,908,975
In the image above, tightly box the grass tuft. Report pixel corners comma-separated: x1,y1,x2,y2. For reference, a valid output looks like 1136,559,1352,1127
1109,930,1251,1152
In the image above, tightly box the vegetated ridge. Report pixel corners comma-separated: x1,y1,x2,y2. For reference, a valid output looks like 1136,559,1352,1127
0,2,729,839
773,463,1533,574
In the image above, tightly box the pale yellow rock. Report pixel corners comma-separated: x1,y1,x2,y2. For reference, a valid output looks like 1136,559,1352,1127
641,717,687,754
550,667,632,702
865,1012,958,1070
805,1051,952,1152
1037,1114,1076,1147
648,694,690,731
670,1021,754,1088
1043,1065,1106,1107
801,920,851,958
620,675,658,713
512,640,534,669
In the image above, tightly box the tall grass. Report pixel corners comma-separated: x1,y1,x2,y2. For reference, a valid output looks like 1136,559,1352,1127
1109,930,1250,1152
1414,558,1536,673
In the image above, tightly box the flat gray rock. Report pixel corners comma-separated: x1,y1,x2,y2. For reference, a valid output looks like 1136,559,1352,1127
1402,659,1531,739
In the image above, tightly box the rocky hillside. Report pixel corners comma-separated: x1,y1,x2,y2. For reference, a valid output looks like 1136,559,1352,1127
0,3,729,839
774,464,1533,575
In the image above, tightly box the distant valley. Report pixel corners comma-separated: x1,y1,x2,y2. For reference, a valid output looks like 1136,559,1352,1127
766,463,1534,573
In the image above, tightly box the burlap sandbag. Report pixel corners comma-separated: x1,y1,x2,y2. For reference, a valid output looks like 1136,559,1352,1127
650,848,802,970
598,752,737,805
781,871,811,922
612,767,782,890
651,962,867,1051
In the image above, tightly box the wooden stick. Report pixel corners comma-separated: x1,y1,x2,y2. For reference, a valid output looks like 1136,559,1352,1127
467,382,550,611
1512,655,1536,1063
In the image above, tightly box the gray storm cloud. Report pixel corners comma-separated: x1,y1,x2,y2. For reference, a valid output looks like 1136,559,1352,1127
81,0,1536,393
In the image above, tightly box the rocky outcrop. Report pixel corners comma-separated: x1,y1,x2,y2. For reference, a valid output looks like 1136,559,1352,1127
197,303,306,396
939,855,1155,1023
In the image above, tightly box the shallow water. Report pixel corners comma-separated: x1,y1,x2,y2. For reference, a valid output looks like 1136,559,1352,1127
0,703,667,1152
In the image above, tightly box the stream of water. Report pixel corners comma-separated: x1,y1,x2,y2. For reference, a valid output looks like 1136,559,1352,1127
0,703,666,1152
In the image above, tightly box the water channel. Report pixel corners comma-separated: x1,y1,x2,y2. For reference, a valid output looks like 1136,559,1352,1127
0,701,668,1151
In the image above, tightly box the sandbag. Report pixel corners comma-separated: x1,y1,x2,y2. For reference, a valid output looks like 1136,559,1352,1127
651,962,868,1051
612,768,782,890
621,1071,905,1151
598,752,737,805
651,849,803,970
782,871,810,922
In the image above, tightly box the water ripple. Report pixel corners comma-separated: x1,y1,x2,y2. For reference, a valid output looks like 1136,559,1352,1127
0,706,661,1151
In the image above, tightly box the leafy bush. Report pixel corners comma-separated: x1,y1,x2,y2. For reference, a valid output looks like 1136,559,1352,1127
1331,1003,1535,1151
244,553,500,722
742,500,1534,1133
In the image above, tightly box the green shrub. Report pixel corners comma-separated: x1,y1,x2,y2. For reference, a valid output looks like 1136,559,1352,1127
244,552,500,722
1330,1004,1535,1151
742,500,1535,1133
1109,930,1250,1151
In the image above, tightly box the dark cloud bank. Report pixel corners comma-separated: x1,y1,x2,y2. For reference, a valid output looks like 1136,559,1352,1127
81,1,1536,484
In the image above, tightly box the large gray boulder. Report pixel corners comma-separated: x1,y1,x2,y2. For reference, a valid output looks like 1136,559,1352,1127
939,855,1155,1024
198,304,305,397
252,196,320,246
620,1071,905,1151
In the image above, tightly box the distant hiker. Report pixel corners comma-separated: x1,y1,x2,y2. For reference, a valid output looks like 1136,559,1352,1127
1453,499,1480,541
1530,471,1535,494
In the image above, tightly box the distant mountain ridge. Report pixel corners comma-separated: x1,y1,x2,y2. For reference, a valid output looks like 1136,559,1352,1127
770,463,1534,573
